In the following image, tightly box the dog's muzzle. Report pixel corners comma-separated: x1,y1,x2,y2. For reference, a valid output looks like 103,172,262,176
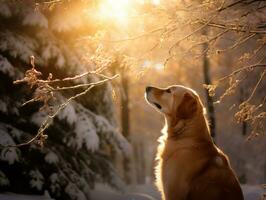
145,86,162,110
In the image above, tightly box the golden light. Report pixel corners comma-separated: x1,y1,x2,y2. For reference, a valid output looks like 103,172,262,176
142,61,164,71
98,0,132,25
152,0,160,5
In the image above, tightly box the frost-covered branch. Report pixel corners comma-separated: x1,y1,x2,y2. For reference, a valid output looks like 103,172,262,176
161,0,266,138
204,64,266,137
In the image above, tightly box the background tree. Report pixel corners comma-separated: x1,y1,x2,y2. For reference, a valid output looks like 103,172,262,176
202,36,216,138
87,0,266,185
0,1,130,199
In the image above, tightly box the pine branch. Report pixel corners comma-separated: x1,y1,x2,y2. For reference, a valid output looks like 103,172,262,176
1,74,118,148
1,57,119,148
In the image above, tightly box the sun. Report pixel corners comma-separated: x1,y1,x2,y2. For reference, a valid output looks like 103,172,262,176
95,0,161,25
98,0,132,25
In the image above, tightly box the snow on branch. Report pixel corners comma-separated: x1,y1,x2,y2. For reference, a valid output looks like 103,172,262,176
73,103,132,156
1,56,119,148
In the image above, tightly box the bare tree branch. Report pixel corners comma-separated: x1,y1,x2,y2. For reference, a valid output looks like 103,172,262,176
246,68,266,102
218,63,266,82
200,21,266,34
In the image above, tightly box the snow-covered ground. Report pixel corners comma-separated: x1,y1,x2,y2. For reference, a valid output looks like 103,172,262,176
241,185,265,200
0,193,52,200
90,183,160,200
0,184,264,200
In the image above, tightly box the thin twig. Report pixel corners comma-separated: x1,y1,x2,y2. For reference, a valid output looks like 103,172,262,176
217,33,257,53
52,74,118,91
78,27,165,43
202,21,266,34
246,68,266,102
218,63,266,82
218,0,247,12
168,15,218,55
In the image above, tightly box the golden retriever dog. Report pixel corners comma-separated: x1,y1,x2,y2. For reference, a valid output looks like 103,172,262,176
145,85,244,200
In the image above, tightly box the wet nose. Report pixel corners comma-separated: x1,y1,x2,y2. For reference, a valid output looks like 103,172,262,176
146,86,152,93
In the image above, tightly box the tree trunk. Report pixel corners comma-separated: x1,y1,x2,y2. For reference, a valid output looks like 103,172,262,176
120,68,131,184
134,141,146,184
264,161,266,183
202,41,216,139
121,69,130,138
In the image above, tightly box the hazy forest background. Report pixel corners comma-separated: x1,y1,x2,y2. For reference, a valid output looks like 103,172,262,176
0,0,265,200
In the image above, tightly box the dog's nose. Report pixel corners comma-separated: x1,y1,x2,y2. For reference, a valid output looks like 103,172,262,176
146,86,152,93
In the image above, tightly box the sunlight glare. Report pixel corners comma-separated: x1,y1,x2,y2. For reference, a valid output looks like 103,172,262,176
142,61,164,71
152,0,160,5
98,0,131,25
154,63,164,70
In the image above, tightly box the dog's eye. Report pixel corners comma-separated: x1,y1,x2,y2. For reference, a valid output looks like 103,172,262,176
154,103,162,109
166,89,171,93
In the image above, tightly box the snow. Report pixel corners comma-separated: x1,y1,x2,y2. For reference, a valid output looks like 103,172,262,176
94,114,132,157
39,37,65,68
0,184,264,200
119,194,157,200
44,151,59,164
72,102,131,154
0,123,23,141
0,194,53,200
0,55,15,78
90,184,266,200
31,111,48,126
0,31,37,63
0,147,19,165
57,103,77,125
31,99,130,153
9,126,23,139
0,170,10,186
0,3,11,18
73,111,99,151
0,125,20,164
22,10,48,28
10,106,19,116
55,54,65,68
0,97,20,115
242,185,265,200
90,183,158,200
49,173,60,194
49,173,59,183
125,184,161,200
29,170,44,191
90,183,120,200
50,11,83,32
65,182,87,200
0,99,8,113
35,30,81,69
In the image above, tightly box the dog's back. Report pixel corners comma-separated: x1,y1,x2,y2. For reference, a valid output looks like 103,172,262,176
187,145,244,200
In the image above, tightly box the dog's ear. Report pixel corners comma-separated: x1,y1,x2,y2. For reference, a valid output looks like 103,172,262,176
177,92,198,119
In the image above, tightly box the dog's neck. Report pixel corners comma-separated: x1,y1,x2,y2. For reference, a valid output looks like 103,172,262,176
165,110,211,142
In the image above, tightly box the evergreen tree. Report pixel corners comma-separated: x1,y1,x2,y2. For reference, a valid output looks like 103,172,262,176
0,1,130,199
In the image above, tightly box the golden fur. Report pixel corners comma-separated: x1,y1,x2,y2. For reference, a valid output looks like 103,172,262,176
145,85,244,200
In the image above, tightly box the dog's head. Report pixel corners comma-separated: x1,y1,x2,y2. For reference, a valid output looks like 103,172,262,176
145,85,201,120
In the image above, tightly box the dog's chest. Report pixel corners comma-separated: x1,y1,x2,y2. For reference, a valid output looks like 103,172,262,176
161,150,188,179
160,149,191,181
158,153,191,199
